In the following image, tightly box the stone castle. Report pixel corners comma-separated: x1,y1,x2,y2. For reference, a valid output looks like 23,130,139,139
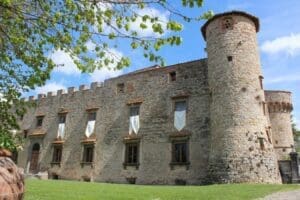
17,11,296,184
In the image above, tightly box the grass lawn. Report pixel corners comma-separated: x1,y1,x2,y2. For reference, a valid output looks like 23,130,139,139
25,179,300,200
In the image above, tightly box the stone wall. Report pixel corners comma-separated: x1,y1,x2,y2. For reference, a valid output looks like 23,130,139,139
203,11,281,183
18,60,211,185
265,90,294,160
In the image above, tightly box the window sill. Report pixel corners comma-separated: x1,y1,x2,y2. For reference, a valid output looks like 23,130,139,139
80,162,94,168
50,162,61,167
170,162,190,170
123,163,139,170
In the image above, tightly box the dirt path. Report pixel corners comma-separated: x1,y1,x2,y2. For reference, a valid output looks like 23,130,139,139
259,189,300,200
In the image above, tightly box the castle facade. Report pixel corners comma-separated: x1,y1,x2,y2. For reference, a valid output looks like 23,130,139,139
17,11,295,184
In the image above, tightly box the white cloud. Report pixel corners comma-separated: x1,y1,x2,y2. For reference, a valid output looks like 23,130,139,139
265,74,300,84
129,7,170,38
50,50,81,75
261,33,300,55
35,82,66,95
90,48,124,81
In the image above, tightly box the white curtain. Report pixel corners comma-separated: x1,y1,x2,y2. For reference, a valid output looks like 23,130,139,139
129,107,140,134
174,101,186,131
85,120,95,138
57,123,65,138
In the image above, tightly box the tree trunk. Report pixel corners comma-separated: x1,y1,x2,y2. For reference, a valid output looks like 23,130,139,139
0,149,24,200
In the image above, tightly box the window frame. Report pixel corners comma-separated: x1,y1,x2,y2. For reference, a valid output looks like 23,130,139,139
51,145,63,165
123,139,140,169
36,116,44,128
82,144,94,164
169,136,190,170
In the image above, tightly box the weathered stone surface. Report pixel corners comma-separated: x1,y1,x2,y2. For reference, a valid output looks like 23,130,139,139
16,11,294,185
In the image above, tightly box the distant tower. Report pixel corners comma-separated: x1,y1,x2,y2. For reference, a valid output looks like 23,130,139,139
201,11,281,183
265,91,294,160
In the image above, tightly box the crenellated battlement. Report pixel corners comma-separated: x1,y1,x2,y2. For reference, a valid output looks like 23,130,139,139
24,82,104,101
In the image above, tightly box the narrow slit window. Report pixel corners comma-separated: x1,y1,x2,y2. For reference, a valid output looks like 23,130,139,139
258,138,265,150
259,76,264,89
227,56,233,62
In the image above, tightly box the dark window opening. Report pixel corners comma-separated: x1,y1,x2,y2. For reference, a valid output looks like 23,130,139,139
227,56,233,62
125,143,139,164
59,114,66,124
36,116,44,127
20,114,24,121
169,71,176,82
88,112,96,121
83,145,94,163
23,130,28,139
223,17,233,29
262,102,266,115
117,83,125,93
52,146,62,163
11,151,18,164
259,76,264,89
172,141,188,163
258,138,265,150
52,174,59,180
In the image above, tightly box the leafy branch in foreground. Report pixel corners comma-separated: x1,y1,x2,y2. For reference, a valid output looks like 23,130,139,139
0,0,213,151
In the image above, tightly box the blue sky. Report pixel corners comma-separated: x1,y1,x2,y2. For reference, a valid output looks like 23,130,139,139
30,0,300,128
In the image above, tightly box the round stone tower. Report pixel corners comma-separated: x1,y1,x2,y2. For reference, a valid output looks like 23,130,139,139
201,11,281,183
265,90,294,160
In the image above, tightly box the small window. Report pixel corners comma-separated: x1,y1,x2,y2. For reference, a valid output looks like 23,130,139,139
227,56,233,62
83,145,94,163
24,130,28,139
169,71,176,82
125,142,139,165
258,138,265,150
36,116,44,127
88,112,96,121
266,130,272,143
52,145,62,163
222,17,233,30
172,141,188,163
59,114,66,124
117,83,125,93
259,76,264,89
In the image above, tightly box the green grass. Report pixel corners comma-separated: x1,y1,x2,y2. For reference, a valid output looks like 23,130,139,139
25,179,300,200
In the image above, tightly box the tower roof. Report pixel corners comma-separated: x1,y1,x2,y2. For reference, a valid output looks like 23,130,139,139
201,10,260,40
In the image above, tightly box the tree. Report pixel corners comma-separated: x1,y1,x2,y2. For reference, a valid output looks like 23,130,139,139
0,0,213,151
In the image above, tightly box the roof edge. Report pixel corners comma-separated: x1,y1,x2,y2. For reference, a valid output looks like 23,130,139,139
201,10,260,40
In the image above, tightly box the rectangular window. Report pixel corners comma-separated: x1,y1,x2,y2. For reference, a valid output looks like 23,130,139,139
83,145,94,163
169,71,176,82
258,138,265,150
129,106,140,135
172,141,188,163
52,145,62,163
174,100,187,131
117,83,125,93
36,116,44,127
85,112,96,138
125,142,139,165
23,130,28,139
59,114,66,124
57,114,66,139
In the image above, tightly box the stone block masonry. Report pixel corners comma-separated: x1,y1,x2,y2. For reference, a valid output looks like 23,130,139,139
17,11,295,185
